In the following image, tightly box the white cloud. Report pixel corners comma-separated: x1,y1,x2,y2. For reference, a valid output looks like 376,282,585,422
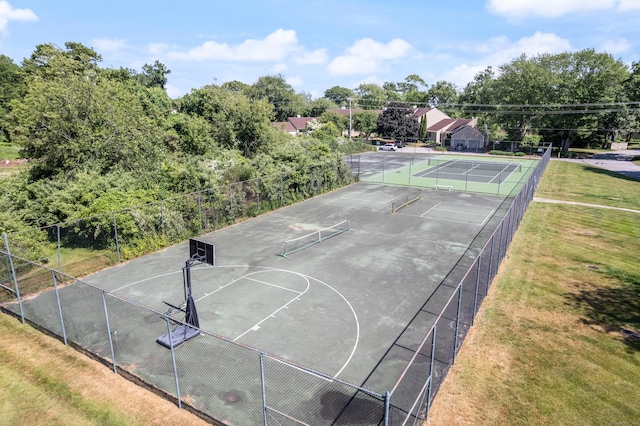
92,38,127,53
0,1,37,33
295,48,328,65
167,29,319,63
443,63,489,89
617,0,640,10
328,38,413,75
485,32,572,64
487,0,615,18
442,32,572,87
286,75,304,88
600,38,633,54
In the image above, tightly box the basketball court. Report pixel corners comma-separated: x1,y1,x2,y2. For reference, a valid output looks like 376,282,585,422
3,153,522,424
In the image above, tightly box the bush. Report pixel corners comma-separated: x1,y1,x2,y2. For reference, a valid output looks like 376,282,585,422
489,150,515,156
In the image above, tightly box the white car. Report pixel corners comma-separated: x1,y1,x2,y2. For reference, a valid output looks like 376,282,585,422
379,143,396,151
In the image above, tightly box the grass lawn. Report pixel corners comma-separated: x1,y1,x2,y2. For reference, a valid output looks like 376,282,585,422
428,159,640,425
0,313,209,426
0,143,20,160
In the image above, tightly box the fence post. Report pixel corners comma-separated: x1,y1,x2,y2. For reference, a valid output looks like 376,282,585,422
260,352,268,426
57,224,62,272
383,391,390,426
101,291,117,374
257,178,261,214
473,255,482,324
112,213,121,263
197,191,203,234
425,326,437,423
51,270,67,345
165,317,182,409
160,200,166,236
484,232,496,290
3,232,24,323
453,284,462,364
279,174,284,207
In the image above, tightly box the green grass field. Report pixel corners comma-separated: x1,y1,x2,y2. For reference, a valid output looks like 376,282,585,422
429,159,640,425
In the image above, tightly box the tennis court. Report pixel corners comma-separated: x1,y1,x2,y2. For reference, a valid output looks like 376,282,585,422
353,153,537,194
4,179,510,424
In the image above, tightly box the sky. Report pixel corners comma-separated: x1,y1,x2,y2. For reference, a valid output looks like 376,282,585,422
1,0,640,99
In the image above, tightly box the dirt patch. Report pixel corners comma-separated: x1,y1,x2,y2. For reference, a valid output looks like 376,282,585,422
0,159,28,167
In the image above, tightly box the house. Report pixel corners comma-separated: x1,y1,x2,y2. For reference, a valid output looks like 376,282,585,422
271,116,316,137
272,106,481,147
450,125,486,151
272,121,297,136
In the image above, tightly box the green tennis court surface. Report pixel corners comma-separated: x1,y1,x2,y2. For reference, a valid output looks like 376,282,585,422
352,152,537,195
4,174,514,423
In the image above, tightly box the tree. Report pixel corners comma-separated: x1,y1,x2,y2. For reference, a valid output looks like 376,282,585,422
305,98,338,117
382,82,402,101
178,84,277,157
352,110,379,137
312,122,341,141
10,44,163,179
376,102,419,139
425,81,459,107
540,50,630,151
354,83,387,110
324,86,354,106
221,80,250,93
247,74,305,121
319,111,347,133
137,60,171,90
418,114,427,140
398,74,427,96
0,55,26,142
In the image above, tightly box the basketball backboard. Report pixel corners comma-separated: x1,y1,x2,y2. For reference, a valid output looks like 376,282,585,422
189,238,215,266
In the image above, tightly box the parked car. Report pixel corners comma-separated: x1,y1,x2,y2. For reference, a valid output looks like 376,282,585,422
379,143,396,151
395,140,406,148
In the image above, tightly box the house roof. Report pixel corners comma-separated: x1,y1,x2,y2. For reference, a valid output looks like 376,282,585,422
271,121,296,132
451,125,484,138
287,116,315,131
429,118,472,132
411,107,433,117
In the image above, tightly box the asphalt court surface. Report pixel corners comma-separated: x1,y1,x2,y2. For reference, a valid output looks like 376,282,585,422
73,181,507,391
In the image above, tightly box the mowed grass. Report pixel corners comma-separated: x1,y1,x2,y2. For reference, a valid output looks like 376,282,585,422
428,159,640,425
0,313,210,426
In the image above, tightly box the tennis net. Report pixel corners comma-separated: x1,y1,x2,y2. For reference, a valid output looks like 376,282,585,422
391,189,422,214
281,219,351,257
428,159,522,173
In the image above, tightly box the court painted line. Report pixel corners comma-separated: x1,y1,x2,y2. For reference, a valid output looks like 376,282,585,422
436,207,491,217
233,272,310,342
224,265,360,379
421,202,442,217
243,275,303,294
480,208,496,226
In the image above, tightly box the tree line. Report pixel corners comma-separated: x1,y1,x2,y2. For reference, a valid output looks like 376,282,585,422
0,43,638,258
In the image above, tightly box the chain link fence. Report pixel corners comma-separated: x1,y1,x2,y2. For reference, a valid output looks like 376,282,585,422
0,147,551,425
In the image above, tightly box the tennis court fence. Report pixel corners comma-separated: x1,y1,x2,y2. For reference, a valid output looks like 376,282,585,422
0,146,552,425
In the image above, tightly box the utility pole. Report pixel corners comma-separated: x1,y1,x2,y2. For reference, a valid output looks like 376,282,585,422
348,97,353,140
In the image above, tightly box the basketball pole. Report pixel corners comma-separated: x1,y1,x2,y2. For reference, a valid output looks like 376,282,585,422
182,256,200,328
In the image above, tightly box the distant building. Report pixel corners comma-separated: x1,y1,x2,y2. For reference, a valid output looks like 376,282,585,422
272,106,483,148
